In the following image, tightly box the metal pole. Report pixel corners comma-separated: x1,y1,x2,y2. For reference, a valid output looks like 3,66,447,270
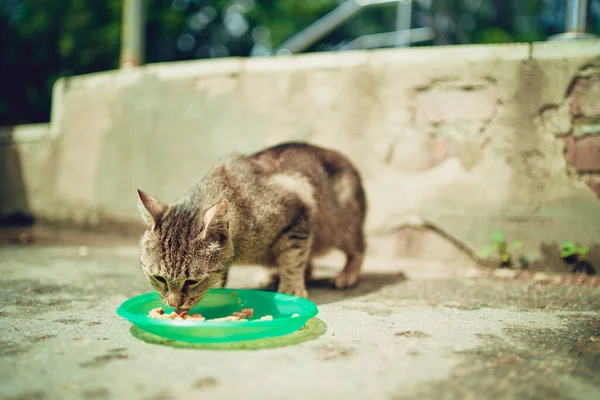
120,0,145,68
340,27,434,50
395,0,412,47
275,1,362,55
547,0,597,41
275,0,402,55
565,0,587,32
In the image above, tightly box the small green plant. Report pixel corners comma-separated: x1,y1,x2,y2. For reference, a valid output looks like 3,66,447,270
561,241,596,275
481,231,523,268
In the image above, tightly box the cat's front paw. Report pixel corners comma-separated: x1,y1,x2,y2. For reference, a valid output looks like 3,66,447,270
277,283,309,299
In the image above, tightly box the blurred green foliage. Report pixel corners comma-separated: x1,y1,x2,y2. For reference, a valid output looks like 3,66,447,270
0,0,598,125
0,0,122,124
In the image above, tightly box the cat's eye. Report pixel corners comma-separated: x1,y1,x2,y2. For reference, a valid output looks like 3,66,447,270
153,275,167,284
184,279,201,289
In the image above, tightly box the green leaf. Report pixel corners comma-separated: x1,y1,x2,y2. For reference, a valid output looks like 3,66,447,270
561,249,574,258
501,252,511,262
492,231,504,245
481,245,495,258
561,241,576,252
510,241,522,250
561,241,578,258
576,246,589,256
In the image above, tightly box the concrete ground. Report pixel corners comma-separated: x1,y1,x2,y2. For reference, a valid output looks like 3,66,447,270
1,226,599,400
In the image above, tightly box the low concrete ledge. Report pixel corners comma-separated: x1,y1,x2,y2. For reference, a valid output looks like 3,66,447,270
0,124,51,146
2,40,600,269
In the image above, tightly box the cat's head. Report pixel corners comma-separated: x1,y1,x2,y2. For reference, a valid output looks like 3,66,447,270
136,189,233,311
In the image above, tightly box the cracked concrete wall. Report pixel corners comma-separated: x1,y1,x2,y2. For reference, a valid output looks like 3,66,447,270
2,40,600,267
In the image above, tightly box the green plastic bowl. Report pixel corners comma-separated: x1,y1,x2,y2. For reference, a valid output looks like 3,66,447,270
116,288,319,343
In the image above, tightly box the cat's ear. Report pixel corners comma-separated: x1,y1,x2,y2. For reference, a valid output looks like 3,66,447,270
137,189,168,228
200,199,228,239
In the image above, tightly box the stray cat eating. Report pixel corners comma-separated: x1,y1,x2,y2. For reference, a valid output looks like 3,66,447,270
137,142,367,312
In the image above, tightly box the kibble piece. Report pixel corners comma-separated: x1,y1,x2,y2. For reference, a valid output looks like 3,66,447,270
241,308,254,318
149,307,166,318
259,315,273,321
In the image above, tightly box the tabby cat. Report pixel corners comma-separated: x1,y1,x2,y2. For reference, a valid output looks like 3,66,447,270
137,142,366,312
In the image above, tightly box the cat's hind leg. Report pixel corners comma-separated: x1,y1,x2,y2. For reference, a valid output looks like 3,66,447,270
331,252,363,289
331,230,365,289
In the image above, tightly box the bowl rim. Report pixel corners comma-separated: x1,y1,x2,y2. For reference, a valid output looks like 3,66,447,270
116,288,319,328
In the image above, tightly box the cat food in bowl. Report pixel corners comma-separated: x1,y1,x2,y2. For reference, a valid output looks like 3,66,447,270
148,307,260,322
148,308,206,320
116,288,318,343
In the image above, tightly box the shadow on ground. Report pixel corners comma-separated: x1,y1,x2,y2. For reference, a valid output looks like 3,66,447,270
253,268,409,306
307,272,408,306
129,317,328,351
0,133,34,231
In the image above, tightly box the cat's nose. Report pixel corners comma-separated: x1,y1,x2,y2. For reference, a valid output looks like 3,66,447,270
165,291,183,307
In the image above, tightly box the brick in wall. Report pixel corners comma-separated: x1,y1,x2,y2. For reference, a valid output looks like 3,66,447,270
563,135,600,172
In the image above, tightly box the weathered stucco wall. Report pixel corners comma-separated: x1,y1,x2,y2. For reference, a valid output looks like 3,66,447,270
2,40,600,267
